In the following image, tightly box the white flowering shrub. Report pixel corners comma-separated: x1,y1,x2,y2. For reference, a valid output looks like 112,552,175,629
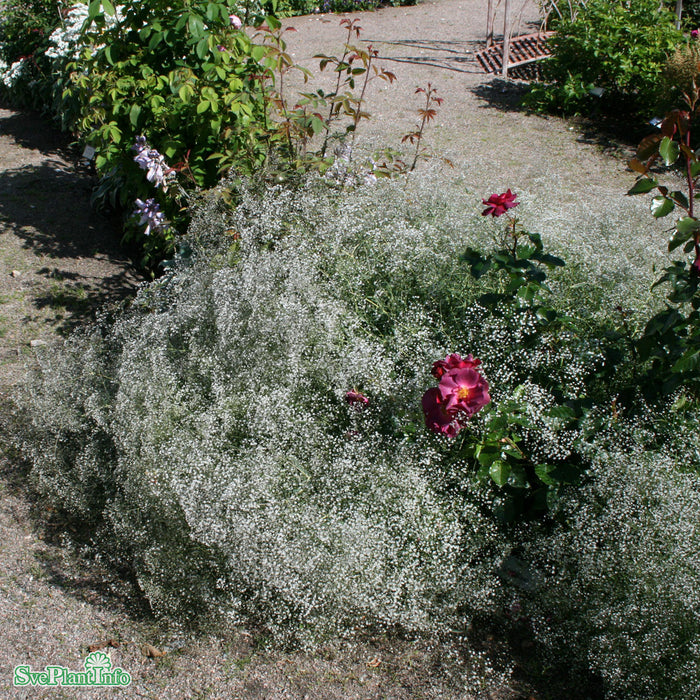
517,407,700,698
16,171,700,698
21,174,523,641
44,3,90,61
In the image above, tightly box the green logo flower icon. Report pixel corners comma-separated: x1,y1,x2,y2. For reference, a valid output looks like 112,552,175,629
84,651,112,673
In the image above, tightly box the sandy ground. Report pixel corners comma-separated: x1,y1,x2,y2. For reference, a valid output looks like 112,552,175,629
0,1,657,697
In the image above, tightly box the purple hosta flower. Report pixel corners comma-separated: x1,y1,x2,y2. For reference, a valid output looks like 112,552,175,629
229,14,242,29
132,135,148,154
133,198,167,236
134,147,170,191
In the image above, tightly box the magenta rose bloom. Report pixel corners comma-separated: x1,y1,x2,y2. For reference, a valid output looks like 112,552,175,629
345,389,369,406
437,367,490,416
692,28,699,39
431,352,482,379
422,388,461,437
482,189,519,217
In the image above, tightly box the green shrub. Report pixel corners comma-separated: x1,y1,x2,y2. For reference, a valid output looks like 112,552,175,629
60,1,273,261
527,0,684,117
0,0,58,62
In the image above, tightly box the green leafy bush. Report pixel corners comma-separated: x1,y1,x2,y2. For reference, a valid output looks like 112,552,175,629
526,0,684,117
0,0,57,62
60,1,273,261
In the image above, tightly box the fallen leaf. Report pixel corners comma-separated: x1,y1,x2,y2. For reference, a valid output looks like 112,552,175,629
88,638,120,653
141,643,166,658
366,657,381,668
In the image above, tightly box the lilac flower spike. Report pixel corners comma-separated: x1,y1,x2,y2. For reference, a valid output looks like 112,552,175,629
133,198,167,236
132,137,170,191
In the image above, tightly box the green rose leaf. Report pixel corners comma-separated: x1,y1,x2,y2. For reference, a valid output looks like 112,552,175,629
668,224,696,252
659,136,680,165
650,195,674,218
628,177,657,195
489,460,511,487
670,190,690,210
676,216,700,234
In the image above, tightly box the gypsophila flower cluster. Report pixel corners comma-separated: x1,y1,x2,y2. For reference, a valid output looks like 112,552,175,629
16,169,700,698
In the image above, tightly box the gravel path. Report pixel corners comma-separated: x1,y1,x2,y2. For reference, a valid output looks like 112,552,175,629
0,2,661,697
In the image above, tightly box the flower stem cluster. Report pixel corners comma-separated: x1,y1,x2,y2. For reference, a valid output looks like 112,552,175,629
422,353,490,437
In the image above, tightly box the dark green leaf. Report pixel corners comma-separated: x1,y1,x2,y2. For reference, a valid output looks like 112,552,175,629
266,15,282,30
628,177,657,195
196,37,209,60
535,464,557,486
677,217,700,234
129,104,141,127
650,196,674,218
672,350,700,373
670,190,689,210
659,136,680,165
489,460,511,487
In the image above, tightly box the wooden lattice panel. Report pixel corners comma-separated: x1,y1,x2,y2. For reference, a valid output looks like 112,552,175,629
476,31,555,74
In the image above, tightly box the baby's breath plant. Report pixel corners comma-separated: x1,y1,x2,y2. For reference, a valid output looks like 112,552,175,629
16,169,700,698
517,406,700,698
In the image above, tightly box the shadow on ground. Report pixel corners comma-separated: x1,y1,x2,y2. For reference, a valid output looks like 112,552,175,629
0,108,75,160
0,163,141,336
470,78,534,112
367,37,485,73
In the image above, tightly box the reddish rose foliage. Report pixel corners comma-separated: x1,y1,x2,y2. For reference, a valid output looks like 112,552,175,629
481,189,519,217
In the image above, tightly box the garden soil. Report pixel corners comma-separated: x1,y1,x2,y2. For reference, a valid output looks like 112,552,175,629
0,1,648,697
